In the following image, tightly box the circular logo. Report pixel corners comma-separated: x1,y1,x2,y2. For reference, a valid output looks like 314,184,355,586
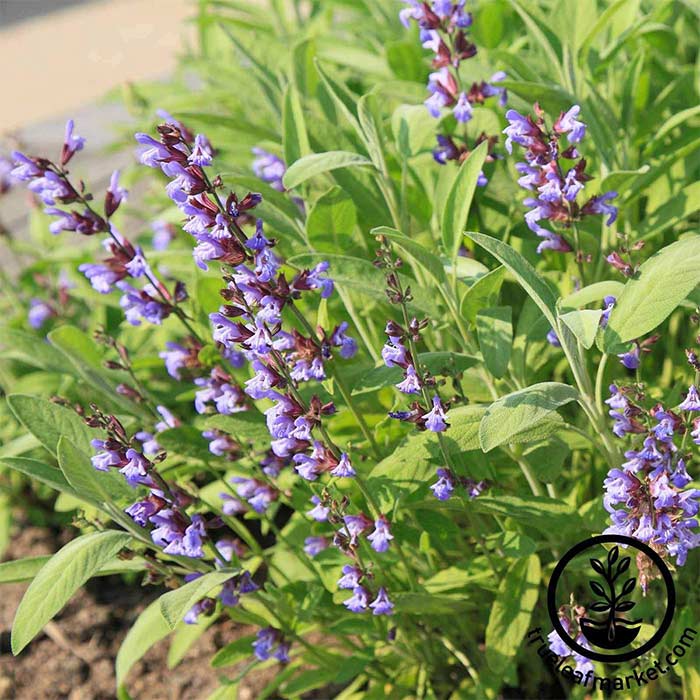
547,535,675,663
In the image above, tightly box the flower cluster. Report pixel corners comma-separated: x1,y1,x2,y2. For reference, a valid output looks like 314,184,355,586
547,605,594,680
253,627,291,663
85,409,211,558
399,1,505,174
603,383,700,570
10,120,187,328
504,104,618,254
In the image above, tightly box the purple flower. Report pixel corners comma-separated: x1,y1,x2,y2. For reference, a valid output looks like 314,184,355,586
304,536,329,557
369,587,394,616
396,364,421,394
424,395,448,432
600,296,616,328
343,586,369,613
119,448,151,487
582,191,618,225
188,134,213,167
11,151,43,181
90,439,123,472
28,299,53,329
152,220,175,250
330,452,355,478
546,328,561,347
343,513,373,542
331,322,358,359
306,496,330,522
183,597,215,625
453,92,473,123
253,627,278,660
367,515,393,553
554,105,586,143
252,148,286,191
679,386,700,411
105,170,127,216
618,345,640,370
159,341,190,380
431,468,455,500
337,565,362,590
382,338,408,367
117,281,170,326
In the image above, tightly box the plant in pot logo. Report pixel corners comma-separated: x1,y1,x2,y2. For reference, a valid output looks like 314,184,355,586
579,545,642,649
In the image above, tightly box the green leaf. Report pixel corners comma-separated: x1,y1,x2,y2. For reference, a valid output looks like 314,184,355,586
644,105,700,154
460,266,506,323
603,236,700,352
283,151,373,190
372,226,447,284
0,328,67,371
282,84,310,166
1,457,78,497
57,436,133,504
560,281,624,310
510,0,562,80
476,306,512,378
393,592,473,614
558,309,603,349
168,615,217,669
638,182,700,242
12,530,132,654
479,382,579,452
465,232,558,327
485,554,541,673
210,634,256,668
473,494,583,533
441,142,488,262
306,186,357,253
116,599,171,687
0,555,146,584
6,394,94,456
352,352,478,395
160,571,238,629
157,426,214,462
201,412,270,445
523,437,571,482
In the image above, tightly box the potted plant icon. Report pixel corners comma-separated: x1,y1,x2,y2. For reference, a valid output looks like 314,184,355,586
580,546,642,649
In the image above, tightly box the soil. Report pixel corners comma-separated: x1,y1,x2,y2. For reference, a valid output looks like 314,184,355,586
0,523,279,700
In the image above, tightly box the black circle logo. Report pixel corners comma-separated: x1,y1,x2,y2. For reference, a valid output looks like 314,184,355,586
547,535,675,663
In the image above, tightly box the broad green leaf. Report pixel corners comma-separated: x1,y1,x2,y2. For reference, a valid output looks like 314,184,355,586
577,0,637,63
0,328,67,371
460,266,506,323
560,281,624,309
352,352,478,395
497,80,574,117
644,105,700,154
201,412,270,445
441,142,488,262
282,84,310,166
558,309,603,349
160,571,238,629
638,182,700,242
307,186,357,253
116,599,171,687
523,438,571,483
0,555,145,584
283,151,373,189
510,0,563,81
372,226,446,284
386,40,427,82
157,426,214,462
465,232,558,327
6,394,94,456
57,437,133,504
168,615,217,669
479,382,578,452
485,554,541,673
357,93,385,171
391,104,436,157
476,306,512,378
1,456,78,497
423,565,493,594
211,634,256,668
12,530,132,654
393,592,473,614
603,236,700,352
473,495,583,533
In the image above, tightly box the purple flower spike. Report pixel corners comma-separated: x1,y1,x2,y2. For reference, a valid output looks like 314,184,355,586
396,364,421,394
431,468,455,500
330,452,356,478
